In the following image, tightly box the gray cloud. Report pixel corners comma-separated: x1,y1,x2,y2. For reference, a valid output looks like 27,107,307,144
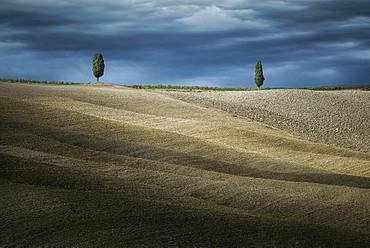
0,0,369,86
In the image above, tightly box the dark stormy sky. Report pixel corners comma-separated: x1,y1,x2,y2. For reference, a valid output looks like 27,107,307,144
1,0,370,87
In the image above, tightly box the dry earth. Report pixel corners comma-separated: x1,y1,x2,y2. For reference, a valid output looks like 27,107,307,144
159,89,370,153
0,82,369,247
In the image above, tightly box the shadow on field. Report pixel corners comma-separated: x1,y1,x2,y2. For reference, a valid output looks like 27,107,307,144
2,119,370,190
1,153,370,247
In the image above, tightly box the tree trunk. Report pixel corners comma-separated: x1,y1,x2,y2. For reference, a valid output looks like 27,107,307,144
96,77,99,83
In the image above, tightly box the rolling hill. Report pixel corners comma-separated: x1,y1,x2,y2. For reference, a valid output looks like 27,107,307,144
0,82,369,247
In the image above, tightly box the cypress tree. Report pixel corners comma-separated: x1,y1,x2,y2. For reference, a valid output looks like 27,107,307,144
255,60,265,89
92,53,105,82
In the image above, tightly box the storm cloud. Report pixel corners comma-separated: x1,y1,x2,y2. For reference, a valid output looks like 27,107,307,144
1,0,369,87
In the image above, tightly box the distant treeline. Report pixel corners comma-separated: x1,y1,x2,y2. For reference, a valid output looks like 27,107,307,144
139,84,258,91
0,78,83,85
1,78,369,91
303,85,370,91
131,84,370,91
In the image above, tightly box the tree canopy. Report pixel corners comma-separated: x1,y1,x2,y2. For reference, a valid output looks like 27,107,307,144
255,60,265,88
92,53,105,82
